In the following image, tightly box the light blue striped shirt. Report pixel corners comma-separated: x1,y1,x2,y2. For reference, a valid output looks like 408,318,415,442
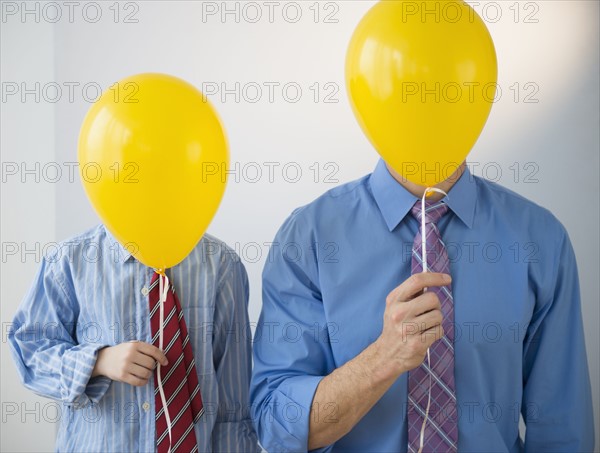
8,225,259,453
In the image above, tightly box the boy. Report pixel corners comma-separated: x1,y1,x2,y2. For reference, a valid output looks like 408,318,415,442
9,224,259,452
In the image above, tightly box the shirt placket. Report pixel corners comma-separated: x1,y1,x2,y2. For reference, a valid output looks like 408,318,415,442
136,264,157,453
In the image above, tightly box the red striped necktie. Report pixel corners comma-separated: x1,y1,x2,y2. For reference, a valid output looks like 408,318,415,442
149,271,204,453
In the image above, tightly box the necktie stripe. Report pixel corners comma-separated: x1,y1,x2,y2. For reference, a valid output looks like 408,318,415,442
155,354,185,393
420,362,457,399
153,354,183,400
157,398,192,444
155,353,196,397
185,359,196,377
182,334,190,349
157,390,202,448
412,248,454,301
440,285,453,300
193,405,204,424
412,249,453,292
149,279,160,292
150,299,161,318
170,422,197,453
151,306,178,343
155,374,188,419
425,202,445,213
163,329,181,355
154,354,198,413
439,334,454,352
408,397,458,449
188,383,201,401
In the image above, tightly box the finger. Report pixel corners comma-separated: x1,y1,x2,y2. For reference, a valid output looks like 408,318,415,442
419,323,445,346
394,273,451,302
407,291,442,318
136,342,169,366
132,352,156,371
398,310,441,339
128,363,153,380
413,309,443,333
125,374,149,387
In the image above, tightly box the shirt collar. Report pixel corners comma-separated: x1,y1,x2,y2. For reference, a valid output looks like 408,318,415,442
103,225,135,263
369,159,477,231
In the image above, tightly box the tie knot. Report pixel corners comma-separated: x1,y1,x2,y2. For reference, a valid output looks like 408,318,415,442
411,200,449,224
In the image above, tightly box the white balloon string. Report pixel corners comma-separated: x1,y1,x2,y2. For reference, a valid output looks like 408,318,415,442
420,187,448,275
417,187,448,453
418,348,432,453
156,272,173,453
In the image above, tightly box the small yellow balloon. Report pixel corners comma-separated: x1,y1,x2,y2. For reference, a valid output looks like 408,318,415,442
78,73,228,270
346,0,498,186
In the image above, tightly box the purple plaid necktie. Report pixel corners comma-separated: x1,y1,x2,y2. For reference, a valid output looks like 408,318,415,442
407,200,458,453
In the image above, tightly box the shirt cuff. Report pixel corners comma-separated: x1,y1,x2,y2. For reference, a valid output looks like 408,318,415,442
274,375,327,452
60,343,111,409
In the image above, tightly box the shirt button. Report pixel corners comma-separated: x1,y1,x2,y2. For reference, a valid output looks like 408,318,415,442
142,402,150,412
141,287,149,296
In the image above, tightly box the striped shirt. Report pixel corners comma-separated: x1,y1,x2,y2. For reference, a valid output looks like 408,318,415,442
8,225,259,453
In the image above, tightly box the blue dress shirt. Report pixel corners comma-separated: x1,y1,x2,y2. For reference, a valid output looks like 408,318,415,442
250,160,595,452
9,225,259,453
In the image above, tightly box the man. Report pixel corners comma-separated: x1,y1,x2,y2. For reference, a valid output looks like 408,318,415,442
9,224,259,452
250,160,594,452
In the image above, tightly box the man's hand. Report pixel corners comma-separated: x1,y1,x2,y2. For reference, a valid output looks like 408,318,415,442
92,341,168,386
308,272,450,450
374,272,449,379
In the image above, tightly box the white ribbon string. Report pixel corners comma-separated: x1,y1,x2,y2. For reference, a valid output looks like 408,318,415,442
417,187,448,453
156,272,173,453
420,187,448,274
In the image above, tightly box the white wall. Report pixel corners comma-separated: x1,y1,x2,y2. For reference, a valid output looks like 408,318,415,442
2,1,598,450
1,13,57,453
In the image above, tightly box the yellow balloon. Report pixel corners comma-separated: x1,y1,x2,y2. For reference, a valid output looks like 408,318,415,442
78,73,228,270
346,0,498,186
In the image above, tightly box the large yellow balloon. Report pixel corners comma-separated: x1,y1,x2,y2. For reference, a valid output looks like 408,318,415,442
346,0,498,186
78,73,228,270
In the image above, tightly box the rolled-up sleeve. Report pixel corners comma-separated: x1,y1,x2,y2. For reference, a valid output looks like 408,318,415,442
8,258,111,409
250,212,335,452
